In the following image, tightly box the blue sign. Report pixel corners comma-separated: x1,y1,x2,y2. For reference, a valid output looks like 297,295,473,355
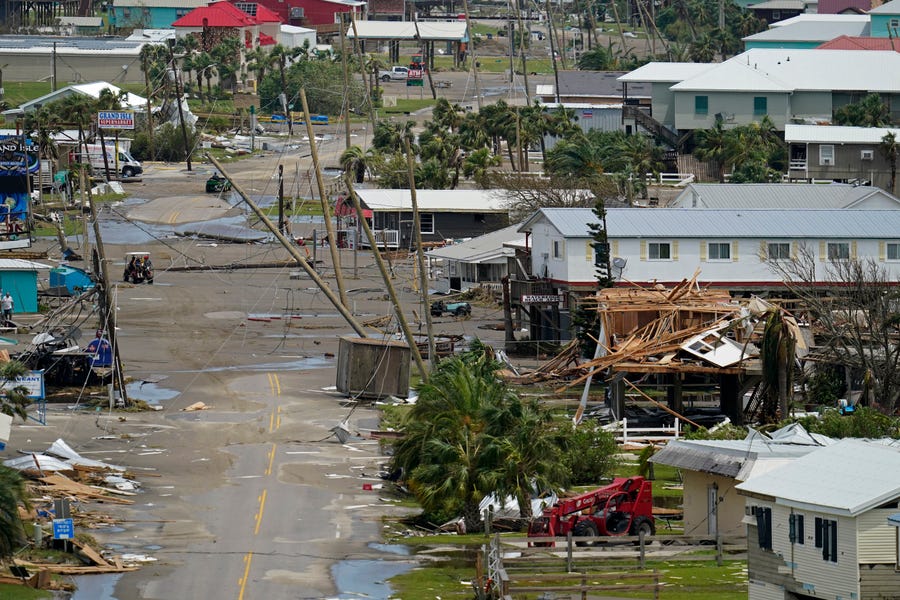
52,518,74,540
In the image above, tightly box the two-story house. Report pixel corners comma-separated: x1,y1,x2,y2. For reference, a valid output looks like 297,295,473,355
620,48,900,135
736,439,900,600
112,0,211,30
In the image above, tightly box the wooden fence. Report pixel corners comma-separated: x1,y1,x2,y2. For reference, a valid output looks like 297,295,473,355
476,532,747,599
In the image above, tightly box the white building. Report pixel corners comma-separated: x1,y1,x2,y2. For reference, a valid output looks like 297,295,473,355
519,207,900,292
736,439,900,600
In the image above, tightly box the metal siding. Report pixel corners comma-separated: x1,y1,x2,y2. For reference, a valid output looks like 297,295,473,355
857,509,899,564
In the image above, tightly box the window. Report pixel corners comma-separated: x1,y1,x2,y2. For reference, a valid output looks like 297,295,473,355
594,241,610,267
887,242,900,260
708,242,731,260
827,242,850,260
891,18,900,28
753,96,767,116
649,242,671,260
772,10,781,19
419,213,434,234
552,239,565,259
789,513,805,545
768,242,791,261
755,506,773,551
820,144,835,166
815,517,838,562
695,95,709,115
861,149,874,160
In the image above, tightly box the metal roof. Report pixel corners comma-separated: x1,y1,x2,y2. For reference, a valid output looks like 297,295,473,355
735,439,900,516
354,189,509,213
5,82,146,116
671,183,900,209
785,123,900,144
670,49,900,93
426,223,522,262
347,21,468,41
617,62,713,83
817,35,900,50
125,29,178,42
521,207,900,239
0,259,52,270
748,0,806,8
58,16,103,26
0,35,146,53
652,424,829,478
114,0,209,7
548,70,650,98
868,0,900,13
770,13,869,26
742,20,868,42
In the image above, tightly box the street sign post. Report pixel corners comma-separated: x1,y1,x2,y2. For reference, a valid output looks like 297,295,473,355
52,518,74,540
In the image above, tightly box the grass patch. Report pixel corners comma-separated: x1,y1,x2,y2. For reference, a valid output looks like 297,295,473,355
388,563,474,599
383,98,436,114
0,584,53,599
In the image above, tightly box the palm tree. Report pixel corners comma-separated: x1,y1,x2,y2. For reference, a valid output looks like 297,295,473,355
391,347,567,531
463,148,501,185
211,36,243,93
694,120,729,182
759,308,797,422
246,46,273,89
0,466,29,557
0,360,31,421
545,132,607,180
431,98,464,133
881,132,898,194
372,120,417,153
339,145,372,183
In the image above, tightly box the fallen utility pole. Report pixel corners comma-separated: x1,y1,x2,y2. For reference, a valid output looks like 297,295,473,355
300,88,348,308
206,154,368,338
346,178,428,379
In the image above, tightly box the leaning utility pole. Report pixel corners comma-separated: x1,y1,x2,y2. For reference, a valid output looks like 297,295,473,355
346,178,428,379
404,138,435,367
411,12,437,100
168,44,192,171
142,51,154,160
460,0,483,109
82,125,128,407
545,0,562,104
514,0,531,105
207,155,368,337
348,11,378,129
300,88,349,308
339,12,352,149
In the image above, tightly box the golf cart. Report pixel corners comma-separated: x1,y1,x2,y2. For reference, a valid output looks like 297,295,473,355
206,173,232,193
123,252,154,284
431,300,471,317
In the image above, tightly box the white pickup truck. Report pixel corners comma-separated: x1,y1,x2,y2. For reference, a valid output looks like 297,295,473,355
379,66,409,82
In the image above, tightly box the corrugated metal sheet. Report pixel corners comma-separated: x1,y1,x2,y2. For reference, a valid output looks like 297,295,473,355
672,183,900,210
0,259,52,271
785,124,900,144
355,189,508,213
426,223,522,261
525,207,900,239
0,35,145,51
747,0,805,8
347,21,467,41
736,439,900,516
742,21,869,42
771,13,869,26
671,48,900,93
618,62,713,83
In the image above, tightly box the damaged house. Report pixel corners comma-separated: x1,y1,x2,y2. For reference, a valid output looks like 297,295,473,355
736,439,900,600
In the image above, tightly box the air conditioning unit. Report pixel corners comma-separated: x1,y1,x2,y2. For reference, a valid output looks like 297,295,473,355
861,149,874,160
290,7,304,18
821,157,834,166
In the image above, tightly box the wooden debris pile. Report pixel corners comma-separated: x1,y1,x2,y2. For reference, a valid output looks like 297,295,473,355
1,439,147,588
508,275,762,388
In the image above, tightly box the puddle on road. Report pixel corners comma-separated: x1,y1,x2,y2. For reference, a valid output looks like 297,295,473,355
70,573,123,600
331,559,414,600
167,411,260,423
126,382,180,405
177,356,332,373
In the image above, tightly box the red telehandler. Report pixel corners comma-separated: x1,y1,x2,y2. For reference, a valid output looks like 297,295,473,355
527,477,655,546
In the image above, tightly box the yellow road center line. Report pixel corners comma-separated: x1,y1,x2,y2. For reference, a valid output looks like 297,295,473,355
276,406,281,430
266,443,276,476
254,489,267,535
268,410,274,433
238,552,253,600
273,373,281,395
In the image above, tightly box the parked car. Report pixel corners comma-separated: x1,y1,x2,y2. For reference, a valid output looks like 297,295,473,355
379,66,409,82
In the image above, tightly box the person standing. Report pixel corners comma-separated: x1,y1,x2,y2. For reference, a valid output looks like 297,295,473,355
1,292,13,324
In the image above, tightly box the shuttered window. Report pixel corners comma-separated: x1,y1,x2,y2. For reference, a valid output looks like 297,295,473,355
815,517,838,562
708,242,730,260
649,242,671,260
827,242,850,261
789,513,804,545
888,242,900,261
756,506,773,551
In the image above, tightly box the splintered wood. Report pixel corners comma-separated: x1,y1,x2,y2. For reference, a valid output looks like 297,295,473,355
507,276,752,388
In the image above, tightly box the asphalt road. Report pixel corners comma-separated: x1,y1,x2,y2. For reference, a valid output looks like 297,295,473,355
19,149,508,599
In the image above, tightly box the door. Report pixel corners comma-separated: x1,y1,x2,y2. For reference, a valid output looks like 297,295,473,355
707,484,718,535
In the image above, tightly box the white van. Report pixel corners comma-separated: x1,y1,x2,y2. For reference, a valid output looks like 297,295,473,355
81,143,142,178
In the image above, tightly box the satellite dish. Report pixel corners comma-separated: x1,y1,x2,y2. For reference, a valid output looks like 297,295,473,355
612,257,627,268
